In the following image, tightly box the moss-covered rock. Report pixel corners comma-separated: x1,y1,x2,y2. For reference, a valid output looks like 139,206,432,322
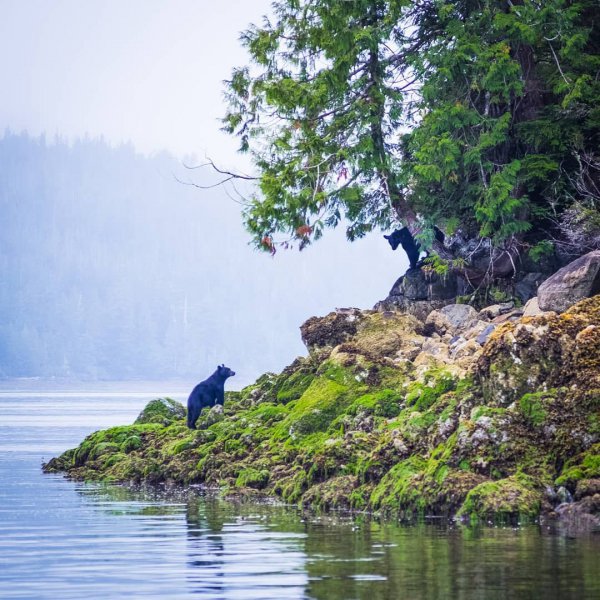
555,444,600,488
457,474,543,522
135,397,186,425
300,309,364,351
476,296,600,405
44,295,600,526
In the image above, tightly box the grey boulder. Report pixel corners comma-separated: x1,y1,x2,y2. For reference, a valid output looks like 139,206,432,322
537,251,600,313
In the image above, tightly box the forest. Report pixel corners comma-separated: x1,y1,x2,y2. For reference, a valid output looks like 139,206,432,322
0,132,396,381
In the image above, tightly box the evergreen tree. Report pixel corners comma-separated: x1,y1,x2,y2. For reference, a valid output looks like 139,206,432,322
224,0,600,280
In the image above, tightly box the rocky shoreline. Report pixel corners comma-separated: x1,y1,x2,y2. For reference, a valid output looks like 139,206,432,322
44,255,600,529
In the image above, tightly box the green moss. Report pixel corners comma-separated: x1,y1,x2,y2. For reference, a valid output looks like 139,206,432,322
280,375,354,439
348,484,372,509
120,435,142,454
348,390,401,418
302,475,358,510
251,402,290,423
470,405,507,421
273,468,309,503
370,456,428,512
134,397,186,425
104,452,128,468
43,297,600,523
457,474,542,522
236,467,270,489
167,437,196,455
405,369,456,412
518,391,552,427
555,443,600,487
276,370,315,404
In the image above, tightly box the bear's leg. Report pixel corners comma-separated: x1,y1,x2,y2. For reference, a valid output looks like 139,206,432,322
187,402,199,429
216,388,225,406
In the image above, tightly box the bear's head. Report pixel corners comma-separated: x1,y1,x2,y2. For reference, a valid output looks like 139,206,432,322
217,364,236,378
384,227,412,250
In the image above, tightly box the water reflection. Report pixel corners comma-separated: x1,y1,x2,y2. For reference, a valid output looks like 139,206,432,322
185,496,226,596
76,485,309,598
75,485,600,600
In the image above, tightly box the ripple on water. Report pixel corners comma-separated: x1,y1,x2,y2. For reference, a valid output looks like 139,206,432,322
1,389,600,600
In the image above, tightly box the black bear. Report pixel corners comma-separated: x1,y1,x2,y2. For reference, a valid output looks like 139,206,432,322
187,364,235,429
384,227,445,270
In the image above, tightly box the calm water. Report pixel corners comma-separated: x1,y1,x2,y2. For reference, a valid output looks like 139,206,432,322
0,384,599,599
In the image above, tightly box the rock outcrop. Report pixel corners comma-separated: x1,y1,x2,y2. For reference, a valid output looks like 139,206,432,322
374,268,462,320
44,291,600,528
538,250,600,312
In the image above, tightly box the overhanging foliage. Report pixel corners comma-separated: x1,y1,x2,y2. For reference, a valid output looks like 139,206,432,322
223,0,600,262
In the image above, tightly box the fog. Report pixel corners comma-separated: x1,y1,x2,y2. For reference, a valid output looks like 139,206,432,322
0,2,408,386
0,132,405,385
0,0,273,163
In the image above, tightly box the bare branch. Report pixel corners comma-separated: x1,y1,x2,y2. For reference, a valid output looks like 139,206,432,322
182,158,258,181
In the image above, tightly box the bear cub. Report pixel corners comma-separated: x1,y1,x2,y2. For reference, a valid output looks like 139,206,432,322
187,364,235,429
384,227,445,270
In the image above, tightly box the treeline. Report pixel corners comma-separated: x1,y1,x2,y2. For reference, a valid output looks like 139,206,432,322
0,132,396,381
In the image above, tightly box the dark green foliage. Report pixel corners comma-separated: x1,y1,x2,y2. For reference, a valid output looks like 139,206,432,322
224,0,600,257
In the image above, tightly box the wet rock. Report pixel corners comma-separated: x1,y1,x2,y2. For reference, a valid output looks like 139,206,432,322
545,486,558,504
402,268,458,300
43,289,600,528
420,338,451,358
452,338,482,359
353,311,423,360
462,319,492,341
302,475,358,510
399,344,422,362
556,486,573,504
426,304,479,336
476,295,600,406
374,297,450,322
523,297,543,317
555,500,600,533
196,404,225,429
538,250,600,313
374,268,461,319
449,335,465,348
574,479,600,501
457,474,544,521
491,309,523,324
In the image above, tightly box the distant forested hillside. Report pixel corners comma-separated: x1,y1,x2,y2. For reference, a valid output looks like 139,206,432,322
0,132,398,381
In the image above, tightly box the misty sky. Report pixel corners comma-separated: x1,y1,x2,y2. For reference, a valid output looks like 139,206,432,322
0,0,271,164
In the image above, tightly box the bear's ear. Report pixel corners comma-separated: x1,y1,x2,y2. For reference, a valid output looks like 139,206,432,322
384,234,390,240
